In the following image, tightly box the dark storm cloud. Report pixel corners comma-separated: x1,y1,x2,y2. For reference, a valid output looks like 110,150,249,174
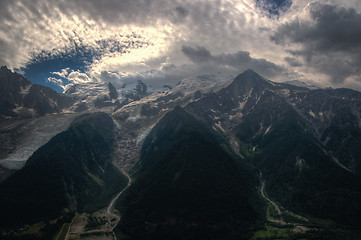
43,0,191,26
182,45,285,78
175,6,189,18
272,3,361,83
181,46,212,62
284,57,303,67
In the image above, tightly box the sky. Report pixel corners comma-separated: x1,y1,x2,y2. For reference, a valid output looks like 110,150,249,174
1,0,361,92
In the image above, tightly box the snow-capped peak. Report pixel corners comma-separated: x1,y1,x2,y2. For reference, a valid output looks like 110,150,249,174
171,72,234,95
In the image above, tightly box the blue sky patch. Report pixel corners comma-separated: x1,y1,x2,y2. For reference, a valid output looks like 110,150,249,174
256,0,292,16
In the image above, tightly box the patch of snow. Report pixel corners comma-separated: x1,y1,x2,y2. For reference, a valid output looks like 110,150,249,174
247,88,254,97
230,112,243,120
135,128,152,145
332,156,352,173
251,95,262,110
12,105,36,115
215,122,225,133
171,72,234,96
19,84,32,96
279,89,290,96
127,114,141,122
0,113,79,170
65,82,110,109
264,125,272,135
112,118,122,129
230,137,244,158
321,148,353,173
309,110,316,118
239,99,247,110
124,92,168,107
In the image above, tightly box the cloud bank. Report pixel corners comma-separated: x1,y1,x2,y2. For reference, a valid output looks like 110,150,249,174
1,0,361,90
273,2,361,86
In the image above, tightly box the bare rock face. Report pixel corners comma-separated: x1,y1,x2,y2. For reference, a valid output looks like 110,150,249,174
108,82,118,99
0,66,74,119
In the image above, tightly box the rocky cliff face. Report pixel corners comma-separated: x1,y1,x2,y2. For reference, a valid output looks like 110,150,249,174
0,66,74,119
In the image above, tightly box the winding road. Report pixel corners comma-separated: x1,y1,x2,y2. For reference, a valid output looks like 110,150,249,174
107,170,132,236
260,181,283,222
260,177,308,223
64,169,132,240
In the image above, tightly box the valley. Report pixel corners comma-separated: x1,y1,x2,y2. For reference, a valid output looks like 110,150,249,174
62,170,131,240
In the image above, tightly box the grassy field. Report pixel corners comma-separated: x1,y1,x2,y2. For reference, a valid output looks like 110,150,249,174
251,225,294,240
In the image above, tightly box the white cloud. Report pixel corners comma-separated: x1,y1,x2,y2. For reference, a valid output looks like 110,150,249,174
47,77,66,90
1,0,361,90
51,68,94,88
67,71,93,84
52,68,70,78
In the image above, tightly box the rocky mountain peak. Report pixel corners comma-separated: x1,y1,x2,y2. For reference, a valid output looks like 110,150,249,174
223,69,275,97
108,82,118,99
0,68,73,118
0,65,9,71
234,69,273,87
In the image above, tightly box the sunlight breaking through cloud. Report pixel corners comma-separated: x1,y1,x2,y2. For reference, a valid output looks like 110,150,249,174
1,0,361,90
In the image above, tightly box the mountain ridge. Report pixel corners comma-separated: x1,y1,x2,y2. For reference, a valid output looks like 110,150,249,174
0,112,128,228
185,70,361,230
0,66,74,118
1,68,361,239
116,106,265,239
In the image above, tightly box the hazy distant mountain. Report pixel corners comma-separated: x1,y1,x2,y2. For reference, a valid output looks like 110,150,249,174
64,81,121,111
0,66,74,118
64,79,153,111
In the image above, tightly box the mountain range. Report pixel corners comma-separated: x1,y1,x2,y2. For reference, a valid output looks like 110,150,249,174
0,66,361,239
0,66,74,119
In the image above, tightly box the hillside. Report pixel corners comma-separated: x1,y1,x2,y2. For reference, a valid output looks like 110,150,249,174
185,70,361,232
0,113,128,230
115,107,265,240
